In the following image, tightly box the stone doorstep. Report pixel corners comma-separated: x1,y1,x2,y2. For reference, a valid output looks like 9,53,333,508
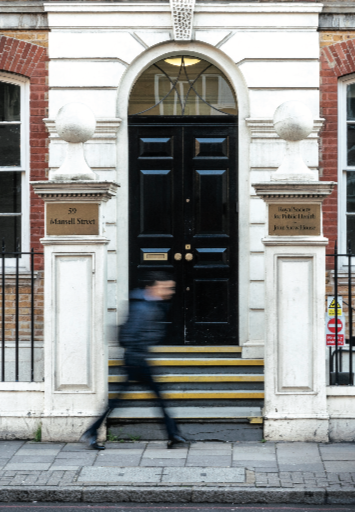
0,485,354,504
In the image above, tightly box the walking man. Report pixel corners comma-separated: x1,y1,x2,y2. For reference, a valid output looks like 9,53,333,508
81,271,188,449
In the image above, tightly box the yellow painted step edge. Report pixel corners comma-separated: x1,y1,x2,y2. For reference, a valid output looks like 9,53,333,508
108,391,265,399
150,346,242,353
108,375,264,383
109,359,264,367
248,417,263,424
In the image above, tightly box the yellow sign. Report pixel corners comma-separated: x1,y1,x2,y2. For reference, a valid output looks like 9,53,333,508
46,203,99,236
328,297,342,317
269,203,321,236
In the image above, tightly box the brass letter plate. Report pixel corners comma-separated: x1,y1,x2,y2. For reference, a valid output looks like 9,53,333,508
143,253,168,261
46,203,99,236
269,203,321,236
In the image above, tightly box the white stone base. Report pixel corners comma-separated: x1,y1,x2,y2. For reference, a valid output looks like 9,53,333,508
329,419,355,442
0,416,42,440
241,341,264,359
42,416,107,442
264,418,329,442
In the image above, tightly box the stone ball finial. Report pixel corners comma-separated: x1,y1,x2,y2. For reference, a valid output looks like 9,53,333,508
273,101,313,142
55,102,96,144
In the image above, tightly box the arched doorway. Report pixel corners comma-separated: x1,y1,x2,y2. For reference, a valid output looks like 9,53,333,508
128,55,238,345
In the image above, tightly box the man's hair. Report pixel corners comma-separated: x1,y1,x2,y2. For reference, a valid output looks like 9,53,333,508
143,271,175,287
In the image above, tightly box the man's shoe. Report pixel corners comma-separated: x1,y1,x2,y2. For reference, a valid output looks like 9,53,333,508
90,440,106,450
167,434,189,449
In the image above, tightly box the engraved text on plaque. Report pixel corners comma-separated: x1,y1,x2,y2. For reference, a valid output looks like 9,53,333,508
269,203,321,236
46,203,99,236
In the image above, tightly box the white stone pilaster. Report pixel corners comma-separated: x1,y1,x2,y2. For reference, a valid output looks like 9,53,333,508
31,181,119,441
254,182,335,441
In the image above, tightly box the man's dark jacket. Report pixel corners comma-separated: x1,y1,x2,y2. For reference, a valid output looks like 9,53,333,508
119,289,167,365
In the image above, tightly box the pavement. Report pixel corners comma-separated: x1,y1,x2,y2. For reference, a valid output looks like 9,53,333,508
0,440,353,504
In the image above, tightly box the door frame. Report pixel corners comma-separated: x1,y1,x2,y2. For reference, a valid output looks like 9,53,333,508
128,115,239,345
115,41,250,351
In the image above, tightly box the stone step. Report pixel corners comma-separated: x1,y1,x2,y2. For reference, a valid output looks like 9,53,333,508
108,373,264,383
108,389,264,400
108,406,262,422
150,346,242,354
107,406,264,442
108,358,264,367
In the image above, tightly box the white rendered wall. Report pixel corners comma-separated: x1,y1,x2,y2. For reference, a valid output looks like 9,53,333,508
327,388,355,442
0,383,43,439
44,2,322,357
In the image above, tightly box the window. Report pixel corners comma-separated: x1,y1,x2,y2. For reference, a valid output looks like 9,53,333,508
129,56,237,116
0,73,29,260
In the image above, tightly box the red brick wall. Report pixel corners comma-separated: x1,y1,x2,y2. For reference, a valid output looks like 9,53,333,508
320,37,355,268
0,35,48,269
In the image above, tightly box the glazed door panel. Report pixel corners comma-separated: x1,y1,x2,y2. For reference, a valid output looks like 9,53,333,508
129,117,238,344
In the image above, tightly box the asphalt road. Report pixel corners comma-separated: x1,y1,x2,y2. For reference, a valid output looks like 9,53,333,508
0,504,353,512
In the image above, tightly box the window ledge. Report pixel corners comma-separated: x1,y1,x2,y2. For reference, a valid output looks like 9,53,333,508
0,382,44,392
327,386,355,396
0,271,39,283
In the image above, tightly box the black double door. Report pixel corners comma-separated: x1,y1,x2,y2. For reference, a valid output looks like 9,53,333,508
129,116,238,345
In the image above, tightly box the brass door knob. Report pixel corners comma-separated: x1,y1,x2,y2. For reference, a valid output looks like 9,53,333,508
185,253,193,261
174,253,182,261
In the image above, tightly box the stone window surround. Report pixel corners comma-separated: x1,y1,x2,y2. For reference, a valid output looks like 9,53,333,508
0,71,30,269
338,73,355,262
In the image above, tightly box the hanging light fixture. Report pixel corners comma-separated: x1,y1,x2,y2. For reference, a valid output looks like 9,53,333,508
164,57,200,67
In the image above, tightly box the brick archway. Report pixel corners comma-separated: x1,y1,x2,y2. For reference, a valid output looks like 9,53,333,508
321,39,355,265
0,35,48,261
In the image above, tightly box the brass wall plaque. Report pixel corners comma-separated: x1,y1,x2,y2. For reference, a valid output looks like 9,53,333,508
143,253,168,261
269,203,321,236
46,203,99,236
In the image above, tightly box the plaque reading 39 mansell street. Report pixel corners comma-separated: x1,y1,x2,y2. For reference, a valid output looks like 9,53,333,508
269,203,321,236
46,203,99,236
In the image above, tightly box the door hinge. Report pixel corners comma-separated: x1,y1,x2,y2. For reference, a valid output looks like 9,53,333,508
236,202,239,213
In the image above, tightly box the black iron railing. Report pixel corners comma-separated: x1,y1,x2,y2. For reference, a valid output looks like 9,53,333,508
1,241,44,382
328,240,354,385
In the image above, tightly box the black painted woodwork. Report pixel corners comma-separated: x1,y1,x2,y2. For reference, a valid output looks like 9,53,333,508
129,116,238,345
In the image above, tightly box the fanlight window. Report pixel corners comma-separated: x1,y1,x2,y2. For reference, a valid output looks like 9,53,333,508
129,56,238,116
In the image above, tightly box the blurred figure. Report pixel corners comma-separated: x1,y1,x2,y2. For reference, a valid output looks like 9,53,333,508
81,271,188,449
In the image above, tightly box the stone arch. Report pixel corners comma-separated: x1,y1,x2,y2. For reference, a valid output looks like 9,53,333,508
0,35,48,259
114,41,250,344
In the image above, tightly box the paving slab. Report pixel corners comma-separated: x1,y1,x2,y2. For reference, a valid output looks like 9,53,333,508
51,458,95,466
320,445,355,460
48,465,81,471
56,452,97,460
277,442,324,472
162,467,245,483
98,449,143,456
233,459,278,469
16,449,61,456
20,443,64,451
62,443,95,452
4,463,52,471
324,461,355,473
105,442,147,450
186,455,232,467
79,466,162,483
143,450,187,459
233,442,276,461
0,441,24,458
190,442,232,449
141,458,185,467
9,456,56,463
189,449,231,456
94,456,141,467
